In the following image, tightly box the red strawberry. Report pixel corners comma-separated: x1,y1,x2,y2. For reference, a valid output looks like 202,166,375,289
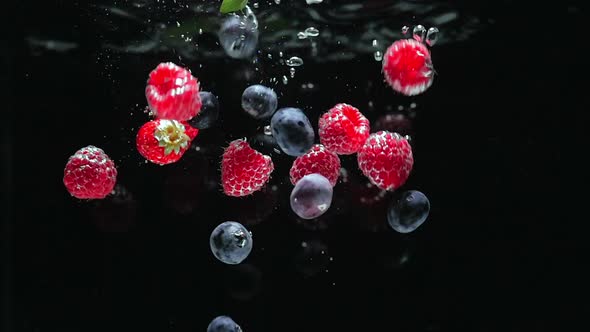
221,139,274,197
145,62,202,121
357,131,414,191
63,145,117,199
382,39,434,96
290,144,341,187
136,119,198,165
318,103,370,155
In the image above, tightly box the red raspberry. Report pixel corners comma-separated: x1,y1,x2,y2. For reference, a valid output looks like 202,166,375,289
290,144,341,187
63,146,117,199
136,119,198,165
318,103,370,155
145,62,202,121
221,139,274,197
357,131,414,191
382,39,434,96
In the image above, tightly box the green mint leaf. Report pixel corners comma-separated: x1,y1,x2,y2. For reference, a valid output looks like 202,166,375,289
220,0,248,14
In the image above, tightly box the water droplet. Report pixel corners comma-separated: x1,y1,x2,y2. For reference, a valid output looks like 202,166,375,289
426,27,439,46
305,27,319,37
286,56,303,66
274,0,281,4
198,28,203,35
290,67,296,78
253,2,259,8
282,75,288,84
401,25,410,34
176,21,180,27
413,25,426,42
306,0,323,4
279,51,283,57
410,102,417,109
264,125,272,135
373,51,383,61
372,39,378,47
267,53,272,59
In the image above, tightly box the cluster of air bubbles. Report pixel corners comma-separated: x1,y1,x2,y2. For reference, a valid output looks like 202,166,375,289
408,25,439,46
298,27,320,39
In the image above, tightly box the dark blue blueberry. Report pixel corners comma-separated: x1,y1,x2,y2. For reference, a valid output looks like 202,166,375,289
218,14,259,59
270,107,314,156
241,85,277,119
210,221,253,264
188,91,219,129
207,315,242,332
387,190,430,233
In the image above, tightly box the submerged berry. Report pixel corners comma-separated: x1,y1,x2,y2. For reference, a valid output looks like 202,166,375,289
63,146,117,199
382,39,434,96
210,221,253,265
387,190,430,233
270,107,314,156
145,62,202,121
290,174,333,220
188,91,219,129
241,84,278,119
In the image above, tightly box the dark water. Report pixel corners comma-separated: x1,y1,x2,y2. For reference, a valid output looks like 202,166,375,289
5,0,584,331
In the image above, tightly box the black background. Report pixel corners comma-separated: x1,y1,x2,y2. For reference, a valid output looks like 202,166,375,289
3,0,584,331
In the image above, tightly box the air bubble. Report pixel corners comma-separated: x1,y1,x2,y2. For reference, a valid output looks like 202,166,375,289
412,25,426,42
373,51,383,61
290,67,296,78
286,56,304,66
372,39,378,47
298,32,308,39
282,75,289,84
305,27,319,37
426,27,439,46
264,125,272,135
401,26,410,35
275,0,281,4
